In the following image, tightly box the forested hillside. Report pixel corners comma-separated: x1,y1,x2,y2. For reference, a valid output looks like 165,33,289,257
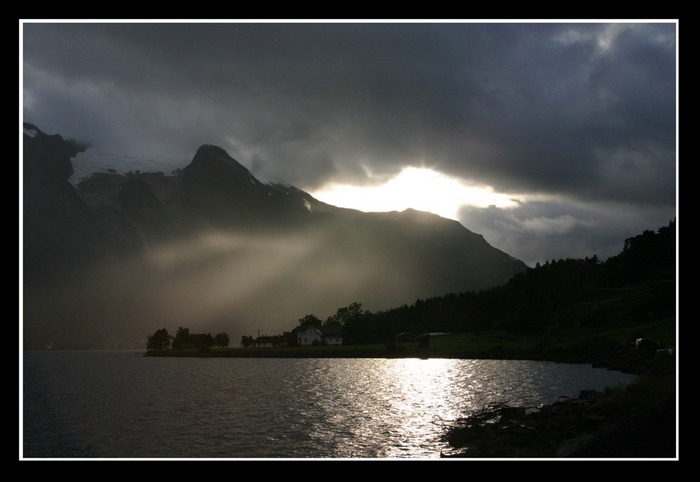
335,220,676,344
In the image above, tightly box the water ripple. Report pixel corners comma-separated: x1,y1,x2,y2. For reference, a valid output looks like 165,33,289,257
23,352,635,459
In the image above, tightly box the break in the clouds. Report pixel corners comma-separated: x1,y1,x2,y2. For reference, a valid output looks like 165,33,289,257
458,198,675,267
21,21,677,264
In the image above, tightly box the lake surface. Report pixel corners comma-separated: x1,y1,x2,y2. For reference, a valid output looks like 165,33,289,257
22,351,636,459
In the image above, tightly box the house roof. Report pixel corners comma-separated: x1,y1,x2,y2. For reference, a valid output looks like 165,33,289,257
299,326,322,335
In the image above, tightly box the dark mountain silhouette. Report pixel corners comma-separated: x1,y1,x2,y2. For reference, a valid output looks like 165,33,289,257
22,124,527,349
23,123,117,284
341,219,676,344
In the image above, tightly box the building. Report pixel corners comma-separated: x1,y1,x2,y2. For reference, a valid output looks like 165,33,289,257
298,324,344,346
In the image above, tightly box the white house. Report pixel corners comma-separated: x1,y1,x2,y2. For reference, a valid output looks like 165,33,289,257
298,327,323,345
320,324,344,345
297,324,344,346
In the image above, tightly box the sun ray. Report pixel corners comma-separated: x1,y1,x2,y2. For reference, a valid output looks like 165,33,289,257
311,167,520,220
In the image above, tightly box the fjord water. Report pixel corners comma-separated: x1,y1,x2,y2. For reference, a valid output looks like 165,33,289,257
22,351,635,459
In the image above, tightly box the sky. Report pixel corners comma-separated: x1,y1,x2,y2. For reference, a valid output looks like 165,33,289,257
21,20,677,267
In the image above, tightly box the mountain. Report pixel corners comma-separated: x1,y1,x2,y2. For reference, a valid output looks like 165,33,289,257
348,219,676,343
23,123,118,284
22,124,528,348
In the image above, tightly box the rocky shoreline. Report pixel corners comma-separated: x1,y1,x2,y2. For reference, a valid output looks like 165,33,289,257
440,354,676,458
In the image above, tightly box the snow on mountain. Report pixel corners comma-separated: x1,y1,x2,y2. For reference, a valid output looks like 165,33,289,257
69,150,189,186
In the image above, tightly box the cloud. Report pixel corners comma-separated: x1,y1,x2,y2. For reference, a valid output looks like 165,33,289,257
511,214,597,236
313,166,520,220
21,20,677,268
458,198,674,267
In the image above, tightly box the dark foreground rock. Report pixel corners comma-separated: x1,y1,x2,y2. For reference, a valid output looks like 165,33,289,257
442,356,676,458
568,395,676,458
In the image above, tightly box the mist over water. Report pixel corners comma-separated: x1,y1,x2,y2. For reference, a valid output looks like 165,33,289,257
24,225,465,348
22,351,635,459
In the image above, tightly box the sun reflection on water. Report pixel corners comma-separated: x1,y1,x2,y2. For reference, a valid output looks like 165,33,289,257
377,359,464,457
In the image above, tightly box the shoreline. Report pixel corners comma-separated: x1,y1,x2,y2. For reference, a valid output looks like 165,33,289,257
441,352,676,458
143,340,665,376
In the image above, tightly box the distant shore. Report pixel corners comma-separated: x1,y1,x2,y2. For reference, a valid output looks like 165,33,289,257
144,339,669,377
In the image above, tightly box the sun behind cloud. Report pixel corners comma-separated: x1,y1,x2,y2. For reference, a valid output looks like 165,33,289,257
311,167,519,220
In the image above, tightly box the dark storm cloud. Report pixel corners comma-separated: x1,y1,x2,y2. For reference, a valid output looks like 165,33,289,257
22,21,677,263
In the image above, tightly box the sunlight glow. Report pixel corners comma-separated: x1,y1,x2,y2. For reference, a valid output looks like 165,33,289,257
311,167,519,220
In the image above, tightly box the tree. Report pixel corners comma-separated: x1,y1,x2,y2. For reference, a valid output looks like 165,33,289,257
241,335,253,348
146,328,170,352
327,302,366,326
172,327,191,350
214,332,230,348
192,332,214,352
298,314,322,327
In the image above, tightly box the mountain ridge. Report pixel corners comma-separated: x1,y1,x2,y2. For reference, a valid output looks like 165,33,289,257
22,123,528,348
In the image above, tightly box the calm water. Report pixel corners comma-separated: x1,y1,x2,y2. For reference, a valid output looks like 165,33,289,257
22,351,635,459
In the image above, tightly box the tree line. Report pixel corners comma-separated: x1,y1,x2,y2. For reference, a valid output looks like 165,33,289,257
147,326,230,352
239,302,367,348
